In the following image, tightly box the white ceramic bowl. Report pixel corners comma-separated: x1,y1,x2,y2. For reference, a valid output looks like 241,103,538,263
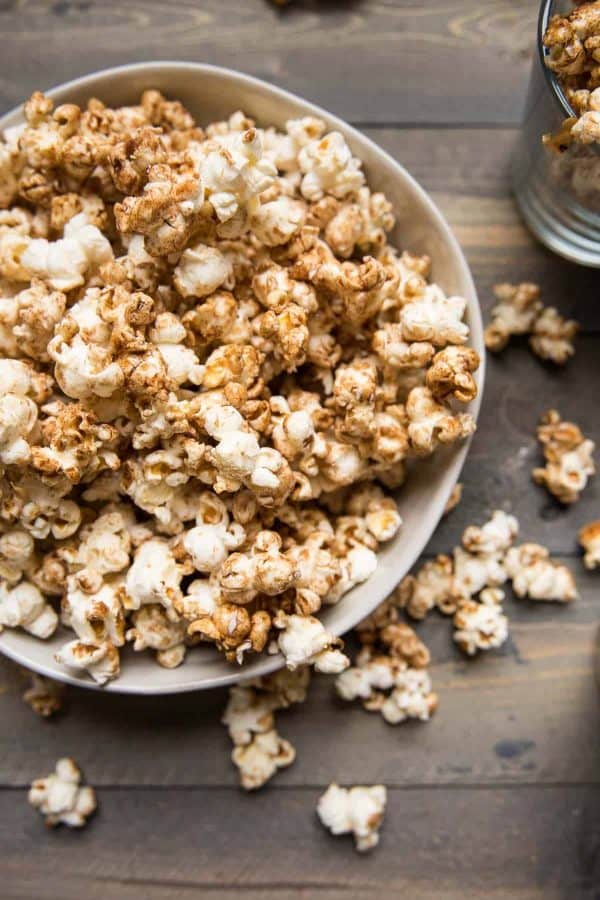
0,63,484,693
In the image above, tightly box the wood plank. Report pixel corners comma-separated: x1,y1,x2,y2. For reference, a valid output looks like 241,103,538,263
1,562,598,788
0,786,597,899
0,1,535,125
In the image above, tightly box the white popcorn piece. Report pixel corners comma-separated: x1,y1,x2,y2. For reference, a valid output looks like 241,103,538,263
126,604,187,668
579,521,600,570
453,588,509,656
182,494,246,573
61,573,125,647
21,213,112,291
462,510,518,556
0,580,58,638
274,611,349,673
335,656,397,702
189,127,277,225
317,783,387,852
380,669,438,725
222,684,279,746
250,196,305,246
400,289,469,346
0,359,40,465
231,728,295,791
298,132,365,201
504,544,577,603
28,758,96,828
173,243,233,298
123,539,182,620
453,546,507,599
533,410,595,505
55,639,120,685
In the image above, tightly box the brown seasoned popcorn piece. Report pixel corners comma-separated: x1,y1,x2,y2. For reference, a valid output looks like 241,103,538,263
188,603,271,664
22,671,64,718
533,409,595,504
395,554,454,620
405,386,475,456
529,307,579,364
219,530,300,603
425,346,480,403
485,283,543,352
544,2,600,79
12,279,66,362
372,322,435,370
31,400,120,484
579,520,600,569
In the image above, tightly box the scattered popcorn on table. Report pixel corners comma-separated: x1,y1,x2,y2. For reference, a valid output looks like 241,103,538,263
222,667,309,790
504,543,578,603
22,670,64,717
485,283,578,364
317,783,387,852
529,307,578,365
28,757,96,827
0,88,480,683
579,520,600,569
453,587,509,656
533,409,595,504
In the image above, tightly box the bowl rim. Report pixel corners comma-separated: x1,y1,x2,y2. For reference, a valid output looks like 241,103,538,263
0,61,484,693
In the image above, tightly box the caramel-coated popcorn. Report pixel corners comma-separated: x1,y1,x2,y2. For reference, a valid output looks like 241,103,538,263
533,409,595,504
0,89,479,683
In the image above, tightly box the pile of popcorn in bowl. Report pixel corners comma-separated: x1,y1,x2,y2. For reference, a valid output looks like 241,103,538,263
0,88,482,687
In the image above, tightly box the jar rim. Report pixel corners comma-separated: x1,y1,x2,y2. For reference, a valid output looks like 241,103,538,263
538,0,577,118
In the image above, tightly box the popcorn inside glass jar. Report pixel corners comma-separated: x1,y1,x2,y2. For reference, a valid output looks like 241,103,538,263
0,90,479,684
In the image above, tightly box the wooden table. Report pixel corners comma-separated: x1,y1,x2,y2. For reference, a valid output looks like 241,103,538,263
0,2,599,897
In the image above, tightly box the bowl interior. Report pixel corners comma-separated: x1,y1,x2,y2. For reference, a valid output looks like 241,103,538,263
0,63,483,693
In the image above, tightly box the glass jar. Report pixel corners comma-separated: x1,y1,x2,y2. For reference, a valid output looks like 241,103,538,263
512,0,600,267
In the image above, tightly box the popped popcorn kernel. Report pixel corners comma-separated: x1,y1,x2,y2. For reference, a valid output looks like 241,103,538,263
28,757,96,828
317,783,387,852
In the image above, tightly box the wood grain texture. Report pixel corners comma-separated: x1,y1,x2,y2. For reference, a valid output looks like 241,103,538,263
0,787,597,899
0,0,536,125
1,562,597,789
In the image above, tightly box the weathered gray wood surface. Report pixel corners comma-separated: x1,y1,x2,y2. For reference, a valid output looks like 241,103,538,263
0,1,536,125
0,2,599,899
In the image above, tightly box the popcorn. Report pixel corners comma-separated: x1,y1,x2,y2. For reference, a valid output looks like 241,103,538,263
425,346,480,403
317,783,387,852
529,307,578,364
298,132,365,201
173,244,233,298
396,554,454,620
55,639,120,684
579,520,600,569
22,671,64,718
126,604,187,668
123,539,183,621
504,544,578,603
533,409,595,504
379,668,438,725
485,283,542,352
0,580,58,638
231,729,295,790
406,387,475,456
274,611,349,673
0,89,478,680
453,588,509,656
485,283,578,364
28,758,96,828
